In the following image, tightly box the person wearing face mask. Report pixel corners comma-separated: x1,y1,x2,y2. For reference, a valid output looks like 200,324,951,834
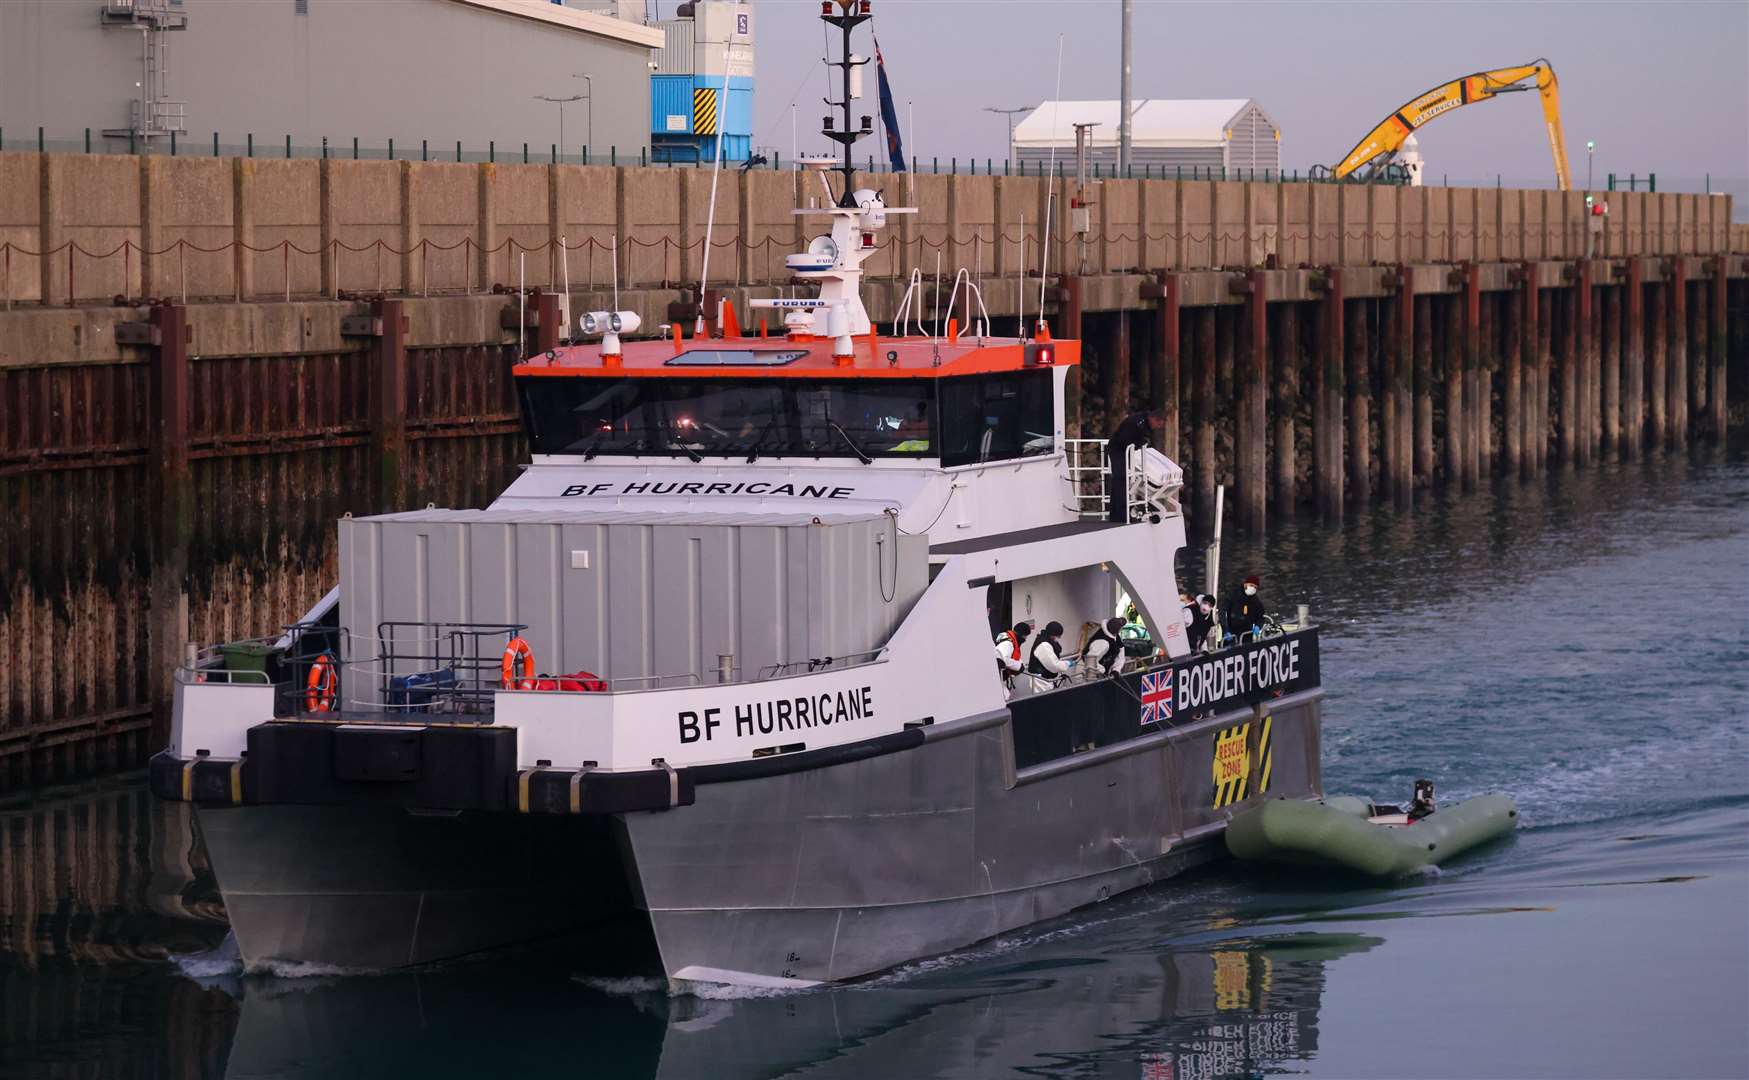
1224,575,1266,640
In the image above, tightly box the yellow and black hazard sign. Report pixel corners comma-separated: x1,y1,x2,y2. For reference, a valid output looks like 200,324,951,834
1256,713,1274,797
1212,721,1251,808
1212,950,1274,1011
693,88,719,135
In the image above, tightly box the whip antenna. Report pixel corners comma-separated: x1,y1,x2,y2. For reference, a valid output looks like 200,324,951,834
1037,34,1065,334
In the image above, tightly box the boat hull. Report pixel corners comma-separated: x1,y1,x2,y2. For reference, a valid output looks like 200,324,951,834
197,802,638,972
198,691,1322,984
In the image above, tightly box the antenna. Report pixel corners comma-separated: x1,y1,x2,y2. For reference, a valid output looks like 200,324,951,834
696,35,734,335
819,0,875,208
610,231,620,314
1037,35,1065,334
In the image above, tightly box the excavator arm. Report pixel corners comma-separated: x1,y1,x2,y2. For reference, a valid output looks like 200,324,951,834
1332,60,1572,190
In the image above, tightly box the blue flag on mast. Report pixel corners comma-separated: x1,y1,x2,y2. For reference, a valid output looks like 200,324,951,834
875,37,906,173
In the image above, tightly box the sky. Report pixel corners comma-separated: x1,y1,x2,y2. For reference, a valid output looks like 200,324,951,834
735,0,1748,190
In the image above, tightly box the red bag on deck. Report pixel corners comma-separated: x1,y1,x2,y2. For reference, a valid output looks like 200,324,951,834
530,670,607,693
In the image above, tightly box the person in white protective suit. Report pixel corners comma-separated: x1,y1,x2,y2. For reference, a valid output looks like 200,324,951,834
1027,621,1074,692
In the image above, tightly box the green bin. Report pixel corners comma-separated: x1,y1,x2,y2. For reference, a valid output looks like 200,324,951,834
218,643,275,683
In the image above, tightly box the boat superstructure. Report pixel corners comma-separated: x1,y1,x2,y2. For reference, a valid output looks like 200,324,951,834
150,2,1323,989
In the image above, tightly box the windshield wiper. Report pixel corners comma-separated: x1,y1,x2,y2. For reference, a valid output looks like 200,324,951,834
673,441,703,463
745,416,781,462
828,421,873,465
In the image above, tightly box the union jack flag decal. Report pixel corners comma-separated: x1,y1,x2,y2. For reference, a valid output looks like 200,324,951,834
1139,670,1173,726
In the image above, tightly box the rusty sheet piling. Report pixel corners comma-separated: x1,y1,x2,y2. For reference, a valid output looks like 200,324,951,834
1668,257,1688,448
1601,281,1619,455
1315,269,1345,519
1151,271,1182,460
1649,277,1668,445
1711,256,1728,441
148,303,192,754
1237,271,1268,532
1193,306,1216,512
1414,293,1433,487
1623,259,1645,457
1273,301,1299,517
1391,269,1414,505
1503,278,1523,477
1346,296,1370,504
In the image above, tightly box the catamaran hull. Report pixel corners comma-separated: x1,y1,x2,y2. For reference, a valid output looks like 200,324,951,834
198,692,1321,985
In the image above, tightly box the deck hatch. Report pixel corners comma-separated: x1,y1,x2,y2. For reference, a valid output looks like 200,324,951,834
665,349,808,367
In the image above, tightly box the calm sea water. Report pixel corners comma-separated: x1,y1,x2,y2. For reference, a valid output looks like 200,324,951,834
4,449,1746,1080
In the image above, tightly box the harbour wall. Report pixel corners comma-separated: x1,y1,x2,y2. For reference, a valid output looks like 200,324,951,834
0,152,1744,306
1,150,1746,789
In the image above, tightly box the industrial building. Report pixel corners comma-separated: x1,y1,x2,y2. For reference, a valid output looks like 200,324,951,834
1013,99,1280,174
0,0,664,158
650,1,754,163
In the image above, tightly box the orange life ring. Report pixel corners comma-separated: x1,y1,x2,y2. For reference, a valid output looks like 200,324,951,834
502,637,535,690
305,654,338,712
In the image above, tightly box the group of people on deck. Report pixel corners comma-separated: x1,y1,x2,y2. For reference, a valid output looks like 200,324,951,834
993,616,1129,696
992,576,1272,698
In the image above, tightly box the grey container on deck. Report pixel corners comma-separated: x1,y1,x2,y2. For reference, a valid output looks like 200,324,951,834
338,508,927,691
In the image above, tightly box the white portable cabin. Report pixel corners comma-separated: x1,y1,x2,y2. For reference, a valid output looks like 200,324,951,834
1013,99,1280,174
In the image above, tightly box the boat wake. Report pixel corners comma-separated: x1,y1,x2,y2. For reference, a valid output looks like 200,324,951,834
173,931,242,979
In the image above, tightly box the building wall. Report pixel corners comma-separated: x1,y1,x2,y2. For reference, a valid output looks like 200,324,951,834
0,0,655,158
1226,104,1280,173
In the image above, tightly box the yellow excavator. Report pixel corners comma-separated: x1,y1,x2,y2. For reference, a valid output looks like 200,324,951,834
1323,59,1572,189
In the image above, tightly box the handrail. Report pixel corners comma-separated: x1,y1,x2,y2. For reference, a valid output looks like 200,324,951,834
942,269,993,341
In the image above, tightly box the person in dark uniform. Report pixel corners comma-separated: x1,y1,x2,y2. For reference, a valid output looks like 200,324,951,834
1105,410,1161,522
1224,575,1267,640
1080,616,1128,677
1185,593,1217,653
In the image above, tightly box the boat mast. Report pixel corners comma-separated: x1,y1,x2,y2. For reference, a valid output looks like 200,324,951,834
820,1,873,208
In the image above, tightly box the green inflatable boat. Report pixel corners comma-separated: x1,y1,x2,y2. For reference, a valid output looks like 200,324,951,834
1225,791,1518,877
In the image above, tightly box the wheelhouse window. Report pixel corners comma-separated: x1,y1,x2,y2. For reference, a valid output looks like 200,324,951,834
937,371,1055,467
517,377,937,459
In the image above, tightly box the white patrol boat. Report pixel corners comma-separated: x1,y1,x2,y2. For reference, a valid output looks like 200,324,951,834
150,3,1323,990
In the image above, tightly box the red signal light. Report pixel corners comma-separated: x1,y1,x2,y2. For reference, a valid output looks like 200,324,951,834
820,1,833,13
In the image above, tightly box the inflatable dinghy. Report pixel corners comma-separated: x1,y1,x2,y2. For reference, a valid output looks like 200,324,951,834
1225,793,1518,877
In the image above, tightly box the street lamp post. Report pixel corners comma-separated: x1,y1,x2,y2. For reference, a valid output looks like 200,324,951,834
535,93,586,160
571,73,594,158
984,105,1034,172
1586,140,1594,191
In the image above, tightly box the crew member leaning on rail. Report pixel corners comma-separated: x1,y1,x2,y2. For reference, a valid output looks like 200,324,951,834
1105,409,1162,522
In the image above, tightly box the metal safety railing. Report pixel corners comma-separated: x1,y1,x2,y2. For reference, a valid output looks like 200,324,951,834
179,620,894,716
1063,438,1110,520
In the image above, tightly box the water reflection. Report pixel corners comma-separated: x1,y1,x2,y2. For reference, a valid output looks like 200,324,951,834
210,931,1379,1079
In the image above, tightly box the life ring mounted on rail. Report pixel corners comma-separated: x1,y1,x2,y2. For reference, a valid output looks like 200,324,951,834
502,637,536,690
305,653,339,713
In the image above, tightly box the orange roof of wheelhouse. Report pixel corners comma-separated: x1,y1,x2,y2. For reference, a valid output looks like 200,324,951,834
514,327,1081,380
